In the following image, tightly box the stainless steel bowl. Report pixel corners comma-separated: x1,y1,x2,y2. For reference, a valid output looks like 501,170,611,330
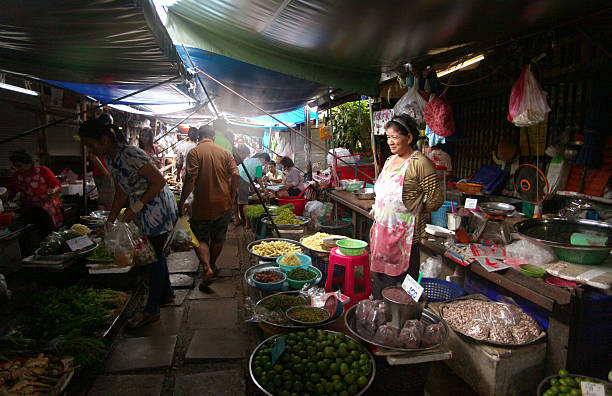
354,187,375,200
479,202,515,217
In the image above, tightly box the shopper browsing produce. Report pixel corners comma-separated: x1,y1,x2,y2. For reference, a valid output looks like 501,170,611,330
79,119,178,328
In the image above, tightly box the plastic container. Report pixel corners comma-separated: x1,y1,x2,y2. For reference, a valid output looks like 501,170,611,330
277,196,307,216
276,253,311,272
250,270,287,292
336,238,368,256
420,278,465,302
430,201,458,228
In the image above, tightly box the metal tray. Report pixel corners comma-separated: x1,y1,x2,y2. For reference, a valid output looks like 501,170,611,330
344,305,448,353
439,297,547,348
480,201,515,217
299,236,332,254
249,330,375,396
34,242,98,261
261,215,310,229
254,291,342,329
245,263,322,290
247,238,305,261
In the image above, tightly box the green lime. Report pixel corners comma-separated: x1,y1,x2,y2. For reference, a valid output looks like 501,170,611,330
357,375,368,387
549,385,559,394
570,389,580,396
330,363,339,373
273,374,283,386
559,385,571,393
307,362,317,373
325,381,335,393
292,380,304,392
338,346,348,357
331,374,341,381
310,372,321,383
340,363,349,376
348,384,358,394
344,373,355,384
333,380,344,391
315,383,325,394
558,369,570,378
359,353,368,362
550,378,561,387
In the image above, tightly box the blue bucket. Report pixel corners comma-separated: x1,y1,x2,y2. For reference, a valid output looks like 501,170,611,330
430,201,457,228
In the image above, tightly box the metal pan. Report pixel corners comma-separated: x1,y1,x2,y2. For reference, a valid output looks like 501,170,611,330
344,305,448,352
249,330,375,396
254,291,342,329
261,215,310,229
479,202,515,217
246,238,304,261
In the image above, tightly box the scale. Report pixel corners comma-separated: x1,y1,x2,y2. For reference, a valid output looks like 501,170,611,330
514,164,549,218
471,202,515,245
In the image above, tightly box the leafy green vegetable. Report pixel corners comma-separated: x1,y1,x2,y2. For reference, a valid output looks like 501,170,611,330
89,242,113,261
245,203,295,219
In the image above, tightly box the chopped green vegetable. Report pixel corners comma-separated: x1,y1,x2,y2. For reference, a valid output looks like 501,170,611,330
244,203,294,219
275,209,301,225
286,268,317,281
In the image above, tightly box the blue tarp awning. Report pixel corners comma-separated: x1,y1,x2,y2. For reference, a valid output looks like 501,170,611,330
177,45,328,116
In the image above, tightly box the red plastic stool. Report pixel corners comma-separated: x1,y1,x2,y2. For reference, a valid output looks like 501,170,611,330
324,247,371,308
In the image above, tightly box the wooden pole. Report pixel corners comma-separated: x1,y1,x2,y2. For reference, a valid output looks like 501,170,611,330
369,98,379,178
81,100,88,215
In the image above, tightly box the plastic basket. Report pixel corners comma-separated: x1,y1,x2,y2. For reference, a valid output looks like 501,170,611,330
430,201,457,228
277,196,307,216
420,278,465,302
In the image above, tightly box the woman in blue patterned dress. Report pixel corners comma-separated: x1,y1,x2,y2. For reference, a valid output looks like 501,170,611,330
79,119,178,328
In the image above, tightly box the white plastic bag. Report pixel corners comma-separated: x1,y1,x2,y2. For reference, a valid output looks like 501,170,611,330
507,65,551,127
163,217,199,255
420,255,443,278
327,148,360,169
393,77,427,124
505,239,556,265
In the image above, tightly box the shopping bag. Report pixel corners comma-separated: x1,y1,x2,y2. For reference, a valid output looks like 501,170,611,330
424,94,455,137
104,221,135,267
163,217,199,255
134,237,157,266
393,77,428,124
507,64,551,127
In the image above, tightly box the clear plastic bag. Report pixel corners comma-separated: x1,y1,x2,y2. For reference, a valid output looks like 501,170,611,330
393,78,427,124
507,65,551,127
374,323,401,348
505,239,556,265
134,237,157,266
422,322,444,347
164,217,199,255
399,325,421,349
105,222,135,267
356,300,377,323
420,256,443,278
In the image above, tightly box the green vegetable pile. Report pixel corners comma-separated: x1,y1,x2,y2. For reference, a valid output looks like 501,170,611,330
18,284,127,368
541,369,612,396
275,209,301,225
245,203,294,220
251,329,373,396
263,295,309,312
37,230,82,256
287,307,329,323
88,242,113,261
286,268,317,282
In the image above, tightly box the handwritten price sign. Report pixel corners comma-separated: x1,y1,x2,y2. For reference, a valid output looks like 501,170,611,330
581,381,605,396
402,274,424,302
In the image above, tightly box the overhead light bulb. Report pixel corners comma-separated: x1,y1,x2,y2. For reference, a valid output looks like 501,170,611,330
0,82,39,96
437,54,485,77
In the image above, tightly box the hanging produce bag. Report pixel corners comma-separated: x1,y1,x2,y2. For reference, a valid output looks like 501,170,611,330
507,64,551,127
163,216,199,255
424,94,455,137
104,222,135,267
393,77,428,124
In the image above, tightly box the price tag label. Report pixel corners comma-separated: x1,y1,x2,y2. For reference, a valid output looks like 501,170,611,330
401,274,424,302
66,235,94,251
270,336,286,365
581,381,605,396
475,257,510,272
464,198,478,210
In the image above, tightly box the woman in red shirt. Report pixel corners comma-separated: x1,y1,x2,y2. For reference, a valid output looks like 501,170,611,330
8,150,62,237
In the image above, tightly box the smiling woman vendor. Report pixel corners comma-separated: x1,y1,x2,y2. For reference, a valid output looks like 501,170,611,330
370,114,444,299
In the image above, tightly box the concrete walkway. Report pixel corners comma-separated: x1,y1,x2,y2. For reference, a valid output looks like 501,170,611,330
89,225,258,396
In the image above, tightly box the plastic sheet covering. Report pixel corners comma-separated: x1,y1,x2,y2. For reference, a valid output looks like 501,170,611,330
0,0,184,85
163,0,607,95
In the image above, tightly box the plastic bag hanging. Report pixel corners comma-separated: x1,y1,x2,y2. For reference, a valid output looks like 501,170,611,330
507,64,551,127
104,221,136,267
163,216,199,255
393,77,428,124
424,94,455,137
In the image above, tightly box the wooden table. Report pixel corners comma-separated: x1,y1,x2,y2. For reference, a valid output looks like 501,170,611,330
420,237,580,375
329,190,373,239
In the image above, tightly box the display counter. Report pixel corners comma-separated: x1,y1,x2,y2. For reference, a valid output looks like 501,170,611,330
329,190,373,239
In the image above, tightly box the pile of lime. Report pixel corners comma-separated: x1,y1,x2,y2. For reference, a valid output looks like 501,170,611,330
251,329,373,396
541,369,612,396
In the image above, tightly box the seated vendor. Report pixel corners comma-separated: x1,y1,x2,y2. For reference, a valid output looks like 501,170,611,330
265,161,285,185
8,150,62,238
278,156,305,196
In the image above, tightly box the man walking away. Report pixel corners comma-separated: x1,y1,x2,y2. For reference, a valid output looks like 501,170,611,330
179,125,240,290
175,127,198,183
